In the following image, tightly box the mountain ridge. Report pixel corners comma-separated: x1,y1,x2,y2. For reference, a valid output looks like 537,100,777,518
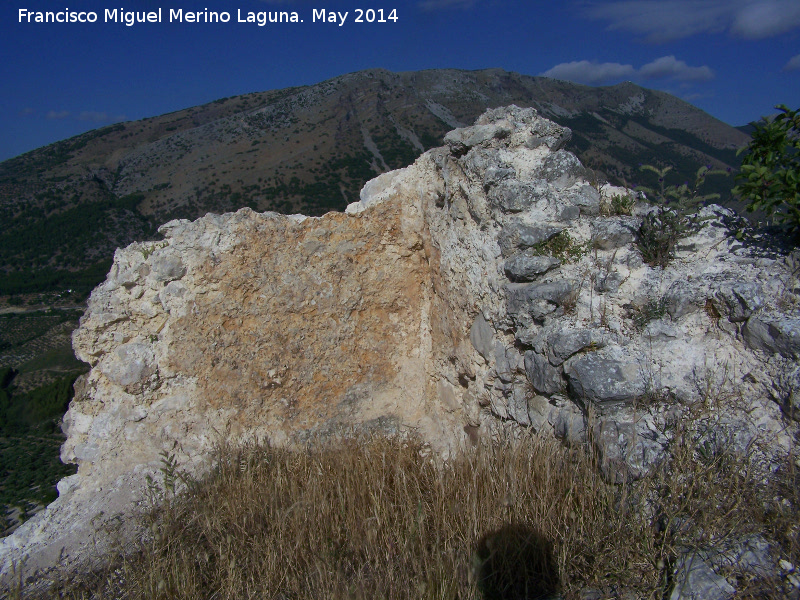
0,67,751,297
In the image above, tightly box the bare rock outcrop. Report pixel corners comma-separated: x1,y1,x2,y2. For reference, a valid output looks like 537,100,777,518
2,106,798,592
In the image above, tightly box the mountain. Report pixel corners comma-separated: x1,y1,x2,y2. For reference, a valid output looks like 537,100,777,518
0,68,751,297
737,123,759,136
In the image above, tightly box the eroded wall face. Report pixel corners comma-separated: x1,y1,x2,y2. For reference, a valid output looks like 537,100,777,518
168,207,432,438
65,195,448,485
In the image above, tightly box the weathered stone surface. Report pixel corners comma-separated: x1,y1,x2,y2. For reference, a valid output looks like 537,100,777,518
591,217,638,250
664,274,766,323
713,282,764,322
778,366,800,421
524,351,564,395
506,280,577,324
593,408,667,481
642,319,682,343
444,120,512,155
498,221,563,257
564,185,601,216
506,383,531,426
470,313,495,360
538,149,587,188
488,180,552,212
98,342,157,393
545,328,605,366
670,550,735,600
494,342,523,383
560,204,582,222
743,315,800,358
594,271,624,294
3,104,798,593
150,253,186,282
670,535,774,600
786,389,800,421
719,535,774,577
348,168,406,214
527,394,586,443
549,397,586,444
527,118,572,151
664,280,700,319
564,347,645,405
483,165,515,188
503,252,560,282
3,166,463,585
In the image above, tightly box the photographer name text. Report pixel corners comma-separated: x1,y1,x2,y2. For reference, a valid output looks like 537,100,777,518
18,8,399,27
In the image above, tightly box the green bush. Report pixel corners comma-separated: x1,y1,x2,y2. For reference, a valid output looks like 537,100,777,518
733,104,800,235
637,208,694,268
631,296,668,330
637,164,724,212
530,230,590,263
635,164,726,267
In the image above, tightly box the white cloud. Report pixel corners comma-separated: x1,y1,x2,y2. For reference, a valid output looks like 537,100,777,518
78,111,109,122
541,60,636,85
18,107,34,117
78,111,128,123
639,56,714,81
418,0,477,10
730,1,800,38
783,54,800,71
542,56,713,85
681,92,712,101
585,0,800,42
43,110,126,123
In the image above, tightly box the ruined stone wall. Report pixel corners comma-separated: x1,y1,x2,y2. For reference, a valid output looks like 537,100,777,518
2,106,798,587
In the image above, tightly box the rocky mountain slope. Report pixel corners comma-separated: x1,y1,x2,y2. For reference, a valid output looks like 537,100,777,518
0,68,750,297
1,106,796,598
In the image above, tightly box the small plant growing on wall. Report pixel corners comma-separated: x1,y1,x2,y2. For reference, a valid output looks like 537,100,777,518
635,164,727,267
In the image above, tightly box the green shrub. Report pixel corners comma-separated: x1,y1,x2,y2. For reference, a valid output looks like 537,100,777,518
0,371,80,531
733,104,800,235
637,164,724,213
531,230,590,263
637,208,695,268
608,193,635,216
635,164,726,267
630,296,668,329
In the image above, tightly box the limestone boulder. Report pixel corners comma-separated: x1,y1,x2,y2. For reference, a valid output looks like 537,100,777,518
743,314,800,358
498,221,563,257
503,253,560,282
524,351,565,396
563,347,646,405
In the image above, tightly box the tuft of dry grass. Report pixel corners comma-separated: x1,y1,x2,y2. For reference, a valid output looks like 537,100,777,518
40,427,800,600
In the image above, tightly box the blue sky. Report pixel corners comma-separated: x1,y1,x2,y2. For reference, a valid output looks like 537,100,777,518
1,0,798,161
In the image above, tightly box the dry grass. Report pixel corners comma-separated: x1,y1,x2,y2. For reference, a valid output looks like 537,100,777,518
42,427,799,600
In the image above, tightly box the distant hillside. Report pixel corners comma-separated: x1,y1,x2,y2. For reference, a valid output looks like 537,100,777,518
0,68,751,296
737,123,758,136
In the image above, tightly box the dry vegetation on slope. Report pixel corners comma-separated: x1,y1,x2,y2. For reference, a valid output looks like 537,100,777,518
37,425,799,600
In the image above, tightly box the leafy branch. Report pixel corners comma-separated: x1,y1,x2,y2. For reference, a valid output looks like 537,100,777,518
733,104,800,236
